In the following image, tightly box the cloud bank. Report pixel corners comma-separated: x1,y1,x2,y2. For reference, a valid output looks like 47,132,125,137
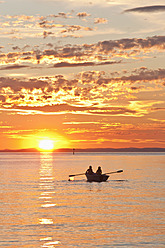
0,35,165,68
0,67,164,117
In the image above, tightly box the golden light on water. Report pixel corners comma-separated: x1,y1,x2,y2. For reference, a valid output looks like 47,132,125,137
69,176,75,181
39,218,53,225
41,203,57,208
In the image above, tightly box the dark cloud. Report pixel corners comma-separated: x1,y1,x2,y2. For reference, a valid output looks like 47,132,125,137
49,12,68,19
12,46,21,50
53,60,121,68
0,95,6,102
124,5,165,13
1,35,165,66
0,77,52,93
131,86,140,90
57,12,67,18
7,52,19,59
43,31,54,39
53,61,95,68
46,43,54,48
38,16,93,36
9,103,137,116
77,12,90,18
97,36,165,52
119,68,165,82
78,68,165,88
0,65,29,70
39,21,62,29
51,35,165,58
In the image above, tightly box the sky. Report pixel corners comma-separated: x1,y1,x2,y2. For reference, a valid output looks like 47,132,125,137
0,0,165,150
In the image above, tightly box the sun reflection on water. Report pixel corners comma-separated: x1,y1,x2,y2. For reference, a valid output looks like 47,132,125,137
39,152,60,247
39,152,55,208
39,218,54,225
42,241,61,247
41,203,57,208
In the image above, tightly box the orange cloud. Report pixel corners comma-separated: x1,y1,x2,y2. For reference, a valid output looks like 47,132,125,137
94,18,108,24
0,66,164,120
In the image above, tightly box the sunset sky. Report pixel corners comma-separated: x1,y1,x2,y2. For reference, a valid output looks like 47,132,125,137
0,0,165,150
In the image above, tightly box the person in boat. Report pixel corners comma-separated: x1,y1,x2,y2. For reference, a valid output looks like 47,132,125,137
86,165,94,175
96,166,102,175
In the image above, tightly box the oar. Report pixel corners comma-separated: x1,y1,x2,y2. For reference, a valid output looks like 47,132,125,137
104,169,123,175
69,173,85,177
69,170,123,178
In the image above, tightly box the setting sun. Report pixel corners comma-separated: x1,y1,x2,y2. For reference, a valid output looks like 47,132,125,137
38,139,54,151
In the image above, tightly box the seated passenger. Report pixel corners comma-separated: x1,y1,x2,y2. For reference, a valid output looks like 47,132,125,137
86,165,94,175
96,166,102,175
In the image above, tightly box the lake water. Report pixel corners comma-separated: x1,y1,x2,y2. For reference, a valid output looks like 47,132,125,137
0,152,164,247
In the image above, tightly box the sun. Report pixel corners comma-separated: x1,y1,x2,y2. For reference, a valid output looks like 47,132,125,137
38,139,54,151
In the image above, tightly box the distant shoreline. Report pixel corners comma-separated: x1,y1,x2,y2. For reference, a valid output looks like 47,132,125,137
0,148,165,153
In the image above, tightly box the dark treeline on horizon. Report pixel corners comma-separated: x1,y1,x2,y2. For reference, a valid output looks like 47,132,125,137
0,148,165,153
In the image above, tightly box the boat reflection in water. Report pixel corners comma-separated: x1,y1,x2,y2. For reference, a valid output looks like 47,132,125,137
39,152,60,247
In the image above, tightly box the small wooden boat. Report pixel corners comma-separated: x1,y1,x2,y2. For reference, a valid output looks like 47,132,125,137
69,170,122,182
85,172,109,182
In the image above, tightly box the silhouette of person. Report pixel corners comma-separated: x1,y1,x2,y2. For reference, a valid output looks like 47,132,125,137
86,165,94,175
96,166,102,175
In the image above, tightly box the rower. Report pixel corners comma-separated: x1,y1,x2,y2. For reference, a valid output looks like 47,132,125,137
96,166,102,175
86,165,94,175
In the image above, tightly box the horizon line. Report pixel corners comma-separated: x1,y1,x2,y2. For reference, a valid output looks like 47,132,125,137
0,147,165,153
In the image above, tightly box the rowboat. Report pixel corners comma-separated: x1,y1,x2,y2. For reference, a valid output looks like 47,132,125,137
85,172,109,182
69,170,123,182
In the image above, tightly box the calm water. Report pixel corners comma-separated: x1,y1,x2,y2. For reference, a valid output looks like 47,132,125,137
0,152,164,248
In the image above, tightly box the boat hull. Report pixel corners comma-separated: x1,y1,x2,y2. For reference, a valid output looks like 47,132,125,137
85,173,109,182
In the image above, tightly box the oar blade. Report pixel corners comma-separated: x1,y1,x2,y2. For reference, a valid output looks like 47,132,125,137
105,169,123,175
68,172,85,181
69,174,75,177
68,176,75,181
